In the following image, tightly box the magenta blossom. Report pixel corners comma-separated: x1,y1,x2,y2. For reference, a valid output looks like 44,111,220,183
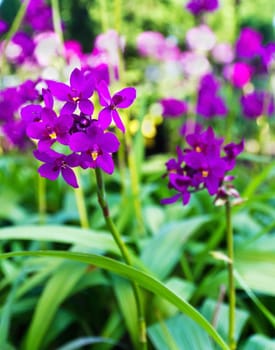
224,62,253,88
196,73,228,118
26,108,73,150
236,27,262,59
34,149,80,188
47,68,95,115
185,0,219,16
160,98,188,118
69,122,120,174
240,91,274,119
162,127,243,205
97,80,136,132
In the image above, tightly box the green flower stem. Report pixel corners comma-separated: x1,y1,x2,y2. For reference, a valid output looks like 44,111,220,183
225,201,236,350
99,0,109,33
74,169,89,229
1,0,30,80
2,0,30,52
50,0,64,49
95,168,147,350
38,174,46,225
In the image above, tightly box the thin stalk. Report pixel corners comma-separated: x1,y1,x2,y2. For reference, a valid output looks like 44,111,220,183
113,0,145,236
1,0,30,80
95,168,147,350
99,0,109,33
51,0,64,49
74,169,89,229
225,201,236,350
180,252,194,282
38,174,46,225
2,0,30,53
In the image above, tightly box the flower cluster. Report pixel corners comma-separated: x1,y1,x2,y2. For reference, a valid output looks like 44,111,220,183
162,126,244,205
196,73,228,118
20,68,136,187
185,0,219,16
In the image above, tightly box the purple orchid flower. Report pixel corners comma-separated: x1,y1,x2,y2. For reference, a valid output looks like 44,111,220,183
240,91,274,119
161,173,191,205
160,98,188,118
223,140,244,170
69,123,120,174
185,0,219,16
21,88,54,124
196,73,228,118
97,80,136,132
26,108,73,149
162,126,243,206
236,27,262,59
184,151,226,195
46,68,95,115
186,126,224,157
34,149,80,188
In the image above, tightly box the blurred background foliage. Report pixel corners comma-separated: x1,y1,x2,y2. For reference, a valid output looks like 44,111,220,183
1,0,274,51
0,0,275,349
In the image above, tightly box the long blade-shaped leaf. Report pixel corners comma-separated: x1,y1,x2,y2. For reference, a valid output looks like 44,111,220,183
0,250,229,350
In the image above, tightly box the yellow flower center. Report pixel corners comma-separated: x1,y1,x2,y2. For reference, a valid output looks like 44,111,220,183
91,151,98,160
202,170,208,178
49,131,57,139
195,146,202,152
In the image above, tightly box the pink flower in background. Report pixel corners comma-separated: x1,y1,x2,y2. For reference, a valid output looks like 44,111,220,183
3,32,35,64
34,31,61,66
137,31,166,59
212,43,235,64
64,40,84,62
180,52,210,77
224,62,253,88
137,31,180,61
186,25,216,52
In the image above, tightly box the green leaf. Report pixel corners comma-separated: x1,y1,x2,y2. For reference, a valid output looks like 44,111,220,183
200,299,249,343
242,162,275,199
152,277,195,317
111,275,139,349
57,336,120,350
0,270,26,346
0,250,230,350
234,270,275,328
25,260,88,350
242,335,275,350
141,216,210,279
235,234,275,296
148,313,214,350
0,225,120,254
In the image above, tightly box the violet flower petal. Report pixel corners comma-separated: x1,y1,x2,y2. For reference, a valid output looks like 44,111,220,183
61,101,76,115
113,87,136,108
97,80,112,106
47,80,71,101
70,68,84,90
98,108,112,129
38,163,60,181
79,99,94,115
97,153,114,174
111,109,125,132
69,132,90,152
101,132,120,153
61,167,79,188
